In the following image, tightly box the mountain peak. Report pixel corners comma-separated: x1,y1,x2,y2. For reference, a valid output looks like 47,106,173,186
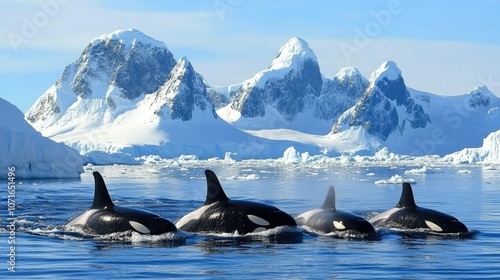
150,56,212,121
26,29,176,128
369,61,402,83
176,56,191,68
334,67,366,82
91,28,167,49
269,37,317,70
469,85,494,96
467,85,495,108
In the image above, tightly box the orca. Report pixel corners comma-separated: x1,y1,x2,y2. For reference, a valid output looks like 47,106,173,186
369,182,468,233
175,170,297,234
296,186,376,234
66,171,177,235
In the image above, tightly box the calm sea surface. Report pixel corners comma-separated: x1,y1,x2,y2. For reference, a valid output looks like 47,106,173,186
1,161,499,279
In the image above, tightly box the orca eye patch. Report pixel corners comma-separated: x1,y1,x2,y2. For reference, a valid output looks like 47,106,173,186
247,215,270,226
333,221,346,230
129,221,151,234
424,220,443,232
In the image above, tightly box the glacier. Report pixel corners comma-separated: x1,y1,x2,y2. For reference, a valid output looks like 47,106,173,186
0,97,83,179
22,29,500,165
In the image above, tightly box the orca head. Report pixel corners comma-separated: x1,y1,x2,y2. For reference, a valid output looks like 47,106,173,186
429,217,469,233
396,182,417,209
240,201,297,233
417,208,469,233
331,211,377,233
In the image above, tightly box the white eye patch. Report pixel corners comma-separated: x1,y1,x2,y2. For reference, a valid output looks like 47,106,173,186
333,221,346,230
425,220,443,232
247,215,270,226
129,221,151,234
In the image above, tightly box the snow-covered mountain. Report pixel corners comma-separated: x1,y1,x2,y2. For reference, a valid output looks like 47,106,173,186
314,67,368,122
26,29,176,132
331,61,430,141
148,56,215,121
217,37,327,134
25,31,314,161
0,98,83,179
24,30,500,162
403,85,500,155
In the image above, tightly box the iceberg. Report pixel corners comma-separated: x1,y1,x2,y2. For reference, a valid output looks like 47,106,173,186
0,98,83,179
375,174,416,185
443,130,500,164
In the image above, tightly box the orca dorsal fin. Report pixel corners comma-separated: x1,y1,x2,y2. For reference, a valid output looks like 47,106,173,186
91,171,115,209
396,182,417,208
204,170,229,205
320,186,336,211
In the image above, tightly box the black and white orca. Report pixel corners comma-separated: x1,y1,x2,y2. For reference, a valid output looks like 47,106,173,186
66,171,177,235
296,186,376,234
175,170,297,234
369,182,468,233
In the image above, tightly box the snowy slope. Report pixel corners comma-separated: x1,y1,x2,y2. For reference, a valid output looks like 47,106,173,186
0,98,83,179
402,85,500,155
244,126,381,155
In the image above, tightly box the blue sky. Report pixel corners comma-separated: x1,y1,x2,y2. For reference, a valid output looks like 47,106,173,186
1,0,500,112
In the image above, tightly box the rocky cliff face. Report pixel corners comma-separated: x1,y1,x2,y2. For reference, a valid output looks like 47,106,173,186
229,37,323,122
314,67,368,121
149,57,215,121
331,61,430,141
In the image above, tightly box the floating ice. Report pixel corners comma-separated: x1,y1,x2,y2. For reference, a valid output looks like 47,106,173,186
404,166,442,175
375,174,416,185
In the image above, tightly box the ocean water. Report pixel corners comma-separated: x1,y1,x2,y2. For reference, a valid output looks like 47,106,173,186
1,161,500,279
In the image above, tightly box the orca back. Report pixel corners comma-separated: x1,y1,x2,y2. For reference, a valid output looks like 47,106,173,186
68,171,177,235
176,170,297,234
